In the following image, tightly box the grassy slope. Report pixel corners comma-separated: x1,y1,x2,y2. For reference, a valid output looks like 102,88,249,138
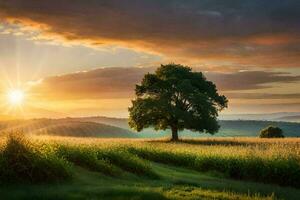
0,119,135,138
1,136,300,200
2,163,296,200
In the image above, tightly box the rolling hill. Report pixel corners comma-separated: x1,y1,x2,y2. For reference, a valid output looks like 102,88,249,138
275,115,300,122
0,116,300,138
217,120,300,137
70,116,300,138
219,112,300,121
0,118,135,138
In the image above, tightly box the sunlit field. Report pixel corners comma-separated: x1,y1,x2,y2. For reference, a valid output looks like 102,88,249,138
1,134,300,200
1,1,300,200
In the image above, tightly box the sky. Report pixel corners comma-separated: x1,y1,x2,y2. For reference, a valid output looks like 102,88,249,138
0,0,299,118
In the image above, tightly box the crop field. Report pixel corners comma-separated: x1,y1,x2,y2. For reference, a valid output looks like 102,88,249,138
0,134,300,200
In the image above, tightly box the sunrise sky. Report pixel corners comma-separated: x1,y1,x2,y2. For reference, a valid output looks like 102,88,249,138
0,0,299,118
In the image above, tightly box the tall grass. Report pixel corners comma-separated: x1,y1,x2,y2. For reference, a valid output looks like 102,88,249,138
128,141,300,187
56,143,158,178
164,187,276,200
56,145,121,176
96,147,158,178
0,133,72,183
1,135,300,189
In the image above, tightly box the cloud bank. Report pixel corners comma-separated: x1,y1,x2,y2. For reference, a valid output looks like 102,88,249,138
0,0,300,69
30,67,300,100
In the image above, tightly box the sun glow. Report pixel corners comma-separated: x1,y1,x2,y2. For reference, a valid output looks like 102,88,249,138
7,89,25,105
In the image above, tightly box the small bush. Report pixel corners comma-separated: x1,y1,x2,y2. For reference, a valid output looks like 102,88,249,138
0,133,72,183
259,126,284,138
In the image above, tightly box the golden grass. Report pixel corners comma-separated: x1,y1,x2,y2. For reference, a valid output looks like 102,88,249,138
29,136,300,156
1,135,300,187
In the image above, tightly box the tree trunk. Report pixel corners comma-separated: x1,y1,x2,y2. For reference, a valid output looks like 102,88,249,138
171,126,179,141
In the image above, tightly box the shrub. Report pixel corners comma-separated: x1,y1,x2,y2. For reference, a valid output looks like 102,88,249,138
0,133,72,183
259,126,284,138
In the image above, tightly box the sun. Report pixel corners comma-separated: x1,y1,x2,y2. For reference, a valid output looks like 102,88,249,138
7,89,25,105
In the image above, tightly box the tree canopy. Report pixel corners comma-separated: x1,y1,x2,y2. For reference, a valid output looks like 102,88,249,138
259,126,284,138
128,64,228,140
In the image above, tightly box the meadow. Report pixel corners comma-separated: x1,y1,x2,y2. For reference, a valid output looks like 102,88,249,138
0,134,300,199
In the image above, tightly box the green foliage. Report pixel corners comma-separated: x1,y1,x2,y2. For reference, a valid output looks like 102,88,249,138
56,144,158,178
0,165,278,200
259,126,284,138
128,142,300,188
129,63,227,140
0,133,72,183
164,187,276,200
97,148,158,178
56,145,120,176
1,134,300,194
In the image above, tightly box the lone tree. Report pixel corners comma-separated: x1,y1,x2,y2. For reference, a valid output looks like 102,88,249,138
259,126,284,138
128,64,228,141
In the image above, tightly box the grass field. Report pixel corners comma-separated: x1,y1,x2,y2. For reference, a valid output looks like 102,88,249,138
0,135,300,199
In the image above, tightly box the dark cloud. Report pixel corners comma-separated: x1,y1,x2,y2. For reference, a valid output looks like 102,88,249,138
224,93,300,99
226,102,300,113
205,71,300,90
0,0,299,68
32,67,151,99
30,67,300,100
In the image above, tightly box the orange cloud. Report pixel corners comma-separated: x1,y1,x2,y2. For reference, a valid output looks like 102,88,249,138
247,34,300,46
28,67,300,101
30,67,151,100
0,0,299,70
224,93,300,99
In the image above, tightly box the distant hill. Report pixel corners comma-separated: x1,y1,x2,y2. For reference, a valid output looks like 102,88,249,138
70,116,300,138
68,116,129,129
275,115,300,122
217,120,300,137
220,112,300,121
0,118,135,138
1,116,299,138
